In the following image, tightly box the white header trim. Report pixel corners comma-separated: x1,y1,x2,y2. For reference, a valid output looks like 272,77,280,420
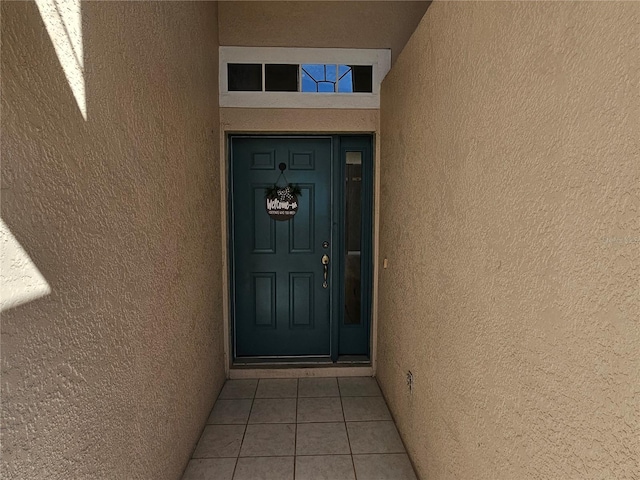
219,47,391,109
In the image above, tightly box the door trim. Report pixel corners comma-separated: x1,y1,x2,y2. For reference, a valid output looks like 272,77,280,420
229,366,374,380
227,134,373,364
217,110,380,377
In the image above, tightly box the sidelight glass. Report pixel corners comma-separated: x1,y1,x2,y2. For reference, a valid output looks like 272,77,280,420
344,151,363,325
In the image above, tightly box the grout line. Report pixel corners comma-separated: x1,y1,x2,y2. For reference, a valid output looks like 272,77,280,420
234,454,297,459
181,378,230,476
346,420,395,424
338,450,408,458
367,379,419,478
213,453,409,458
231,392,255,478
231,456,240,480
293,419,392,424
191,455,246,460
339,387,358,480
253,397,298,399
293,453,352,457
297,396,340,399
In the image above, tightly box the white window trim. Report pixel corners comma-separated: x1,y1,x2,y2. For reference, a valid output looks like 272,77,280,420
219,47,391,109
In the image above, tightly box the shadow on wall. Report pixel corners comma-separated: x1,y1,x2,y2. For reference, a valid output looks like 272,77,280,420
1,2,223,479
35,0,86,120
0,0,75,313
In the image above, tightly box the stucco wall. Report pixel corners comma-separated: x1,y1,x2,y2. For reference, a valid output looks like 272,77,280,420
378,2,639,479
1,2,224,479
219,1,429,63
220,108,378,133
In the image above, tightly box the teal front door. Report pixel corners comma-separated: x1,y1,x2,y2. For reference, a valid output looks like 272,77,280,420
230,135,373,360
231,137,333,357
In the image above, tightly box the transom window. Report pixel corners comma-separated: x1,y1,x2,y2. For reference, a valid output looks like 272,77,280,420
220,47,391,109
227,63,373,94
301,64,372,93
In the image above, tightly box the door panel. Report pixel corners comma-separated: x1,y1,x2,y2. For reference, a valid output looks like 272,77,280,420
289,185,314,253
231,137,333,357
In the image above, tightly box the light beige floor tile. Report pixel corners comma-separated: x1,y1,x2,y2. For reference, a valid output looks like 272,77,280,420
352,454,417,480
249,398,297,424
233,456,294,480
297,397,344,423
296,422,350,455
193,425,245,458
239,423,296,457
294,455,355,480
255,378,298,398
181,458,236,480
338,377,381,397
298,377,339,398
208,399,253,425
341,396,391,422
219,380,258,399
346,421,405,454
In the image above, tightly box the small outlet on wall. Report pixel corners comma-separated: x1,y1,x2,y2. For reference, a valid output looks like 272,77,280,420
406,371,413,393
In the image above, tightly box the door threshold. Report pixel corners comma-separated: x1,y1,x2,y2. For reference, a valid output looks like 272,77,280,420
234,356,333,366
229,365,373,379
336,355,370,364
232,355,370,368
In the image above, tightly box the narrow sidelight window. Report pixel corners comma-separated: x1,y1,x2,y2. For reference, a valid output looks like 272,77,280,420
344,151,363,325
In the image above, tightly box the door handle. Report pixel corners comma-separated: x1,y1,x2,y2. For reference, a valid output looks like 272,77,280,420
321,254,330,289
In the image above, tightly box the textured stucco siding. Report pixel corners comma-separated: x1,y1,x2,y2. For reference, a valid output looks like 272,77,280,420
378,2,639,479
218,1,430,64
220,108,378,133
1,2,224,479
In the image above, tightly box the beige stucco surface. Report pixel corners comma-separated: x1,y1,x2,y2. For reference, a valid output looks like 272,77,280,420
219,1,429,63
378,2,639,479
1,2,224,479
220,107,378,133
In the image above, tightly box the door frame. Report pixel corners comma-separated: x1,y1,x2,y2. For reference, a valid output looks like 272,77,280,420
226,134,374,364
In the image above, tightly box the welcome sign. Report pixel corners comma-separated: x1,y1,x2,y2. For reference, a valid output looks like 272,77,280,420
266,186,299,221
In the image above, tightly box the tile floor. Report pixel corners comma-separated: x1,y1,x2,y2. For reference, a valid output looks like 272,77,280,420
181,377,418,480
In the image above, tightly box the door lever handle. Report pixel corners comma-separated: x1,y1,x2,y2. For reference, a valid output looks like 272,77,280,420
321,254,330,288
